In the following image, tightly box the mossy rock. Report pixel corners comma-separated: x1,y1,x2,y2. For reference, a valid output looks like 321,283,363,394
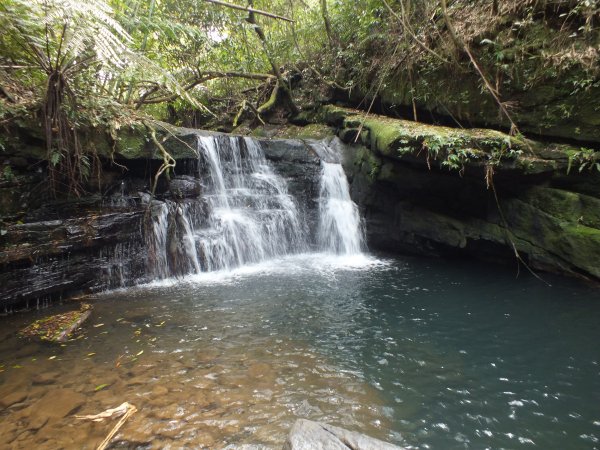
246,123,335,140
521,187,600,229
374,64,600,143
115,129,150,159
501,196,600,279
319,105,581,175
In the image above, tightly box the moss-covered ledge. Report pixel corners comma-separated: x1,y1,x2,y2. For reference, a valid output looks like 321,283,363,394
316,105,585,176
89,123,207,161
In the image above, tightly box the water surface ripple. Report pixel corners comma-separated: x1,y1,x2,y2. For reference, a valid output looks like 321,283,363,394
0,254,599,449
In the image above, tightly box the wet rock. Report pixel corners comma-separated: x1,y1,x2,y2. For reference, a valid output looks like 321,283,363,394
27,411,50,431
326,107,600,281
190,390,214,407
0,421,18,443
1,209,148,310
248,362,274,379
284,419,404,450
169,176,202,199
127,376,149,386
32,388,86,419
32,371,60,385
0,391,27,408
11,388,86,432
152,385,169,397
1,128,323,309
151,404,181,421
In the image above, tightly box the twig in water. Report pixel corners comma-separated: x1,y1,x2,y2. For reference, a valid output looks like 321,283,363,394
76,402,138,450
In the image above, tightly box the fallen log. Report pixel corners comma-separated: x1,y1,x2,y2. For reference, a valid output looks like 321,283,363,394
19,303,92,343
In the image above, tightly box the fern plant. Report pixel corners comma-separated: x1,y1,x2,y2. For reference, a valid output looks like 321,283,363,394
1,0,203,195
1,0,135,195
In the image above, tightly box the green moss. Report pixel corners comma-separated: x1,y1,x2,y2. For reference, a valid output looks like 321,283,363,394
250,127,269,138
320,105,535,171
354,146,382,182
271,123,335,140
515,157,557,174
556,224,600,278
115,129,149,159
563,223,600,238
374,57,600,142
317,105,600,178
257,84,281,115
523,187,600,229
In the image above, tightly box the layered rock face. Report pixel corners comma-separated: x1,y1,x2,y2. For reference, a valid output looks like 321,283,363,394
319,106,600,281
0,130,321,310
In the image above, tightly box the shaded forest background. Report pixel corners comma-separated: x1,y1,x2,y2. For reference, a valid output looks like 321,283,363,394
0,0,598,196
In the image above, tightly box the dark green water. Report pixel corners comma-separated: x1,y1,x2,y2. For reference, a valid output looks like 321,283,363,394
0,253,599,449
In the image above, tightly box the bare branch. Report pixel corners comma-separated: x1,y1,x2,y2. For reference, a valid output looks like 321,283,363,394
135,71,275,107
382,0,450,64
204,0,294,22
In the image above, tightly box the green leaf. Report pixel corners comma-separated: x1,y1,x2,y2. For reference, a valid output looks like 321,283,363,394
94,383,109,391
50,151,62,166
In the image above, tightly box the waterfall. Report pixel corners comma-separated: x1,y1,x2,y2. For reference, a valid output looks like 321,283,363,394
317,161,364,255
146,134,365,279
196,135,307,271
148,135,308,277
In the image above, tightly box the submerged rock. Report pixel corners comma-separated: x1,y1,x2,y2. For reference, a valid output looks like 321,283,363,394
11,388,86,433
284,419,404,450
0,391,27,409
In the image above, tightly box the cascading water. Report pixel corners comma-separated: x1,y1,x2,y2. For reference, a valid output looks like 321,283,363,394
147,134,365,279
148,134,314,277
317,161,364,254
195,135,307,271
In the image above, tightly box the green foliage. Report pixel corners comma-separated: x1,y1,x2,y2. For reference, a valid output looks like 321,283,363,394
567,147,600,174
1,165,15,182
442,148,480,172
1,0,596,195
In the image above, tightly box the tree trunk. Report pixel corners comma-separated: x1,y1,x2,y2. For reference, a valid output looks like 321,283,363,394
246,0,298,115
320,0,334,49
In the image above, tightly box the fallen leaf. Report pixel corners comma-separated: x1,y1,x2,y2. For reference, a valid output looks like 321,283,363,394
94,383,109,391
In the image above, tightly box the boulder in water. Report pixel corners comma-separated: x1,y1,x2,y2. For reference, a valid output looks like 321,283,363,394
283,419,405,450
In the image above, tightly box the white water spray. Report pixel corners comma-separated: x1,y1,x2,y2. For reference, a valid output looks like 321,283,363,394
317,161,364,254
